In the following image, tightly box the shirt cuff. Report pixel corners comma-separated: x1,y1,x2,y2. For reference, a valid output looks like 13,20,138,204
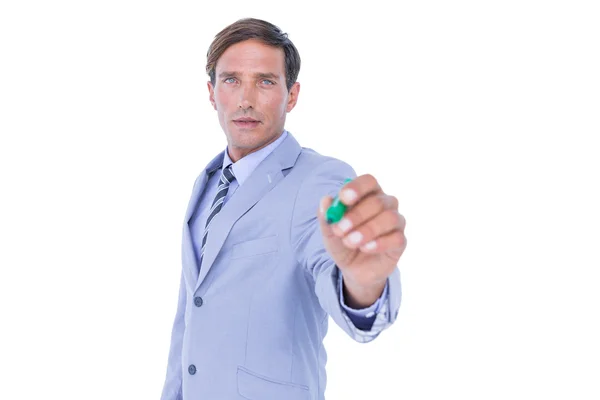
338,270,389,318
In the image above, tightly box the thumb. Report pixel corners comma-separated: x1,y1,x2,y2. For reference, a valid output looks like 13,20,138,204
318,194,352,263
318,195,336,239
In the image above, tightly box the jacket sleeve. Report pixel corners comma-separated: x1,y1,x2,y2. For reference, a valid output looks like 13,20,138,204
160,269,187,400
290,159,402,343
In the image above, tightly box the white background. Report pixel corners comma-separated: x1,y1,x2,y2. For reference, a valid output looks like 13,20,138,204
1,1,599,399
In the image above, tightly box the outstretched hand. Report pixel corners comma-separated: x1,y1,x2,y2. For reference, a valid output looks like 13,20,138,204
318,174,407,303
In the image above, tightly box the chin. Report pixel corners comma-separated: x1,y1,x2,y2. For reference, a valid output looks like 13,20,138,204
228,132,261,148
230,126,263,140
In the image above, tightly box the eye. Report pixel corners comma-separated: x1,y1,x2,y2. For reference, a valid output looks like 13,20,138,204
261,79,274,85
224,77,236,84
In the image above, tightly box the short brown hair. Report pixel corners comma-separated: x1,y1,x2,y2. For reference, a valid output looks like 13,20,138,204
206,18,301,91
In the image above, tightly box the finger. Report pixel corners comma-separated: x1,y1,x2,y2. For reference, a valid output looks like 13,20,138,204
359,230,407,256
338,174,382,206
331,193,399,237
341,209,404,249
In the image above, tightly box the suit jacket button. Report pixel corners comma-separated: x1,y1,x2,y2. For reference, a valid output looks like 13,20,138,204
194,296,203,307
188,364,196,375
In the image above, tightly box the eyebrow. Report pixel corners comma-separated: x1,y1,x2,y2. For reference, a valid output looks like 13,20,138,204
218,71,279,80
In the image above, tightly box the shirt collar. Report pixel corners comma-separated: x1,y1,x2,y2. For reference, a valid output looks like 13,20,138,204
221,130,288,186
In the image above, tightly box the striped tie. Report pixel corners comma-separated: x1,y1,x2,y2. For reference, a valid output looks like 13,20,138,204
199,164,235,269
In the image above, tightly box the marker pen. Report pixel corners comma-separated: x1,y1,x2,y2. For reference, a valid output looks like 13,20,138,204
326,178,353,224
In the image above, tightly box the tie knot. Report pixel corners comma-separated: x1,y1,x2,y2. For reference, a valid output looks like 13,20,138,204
221,165,235,183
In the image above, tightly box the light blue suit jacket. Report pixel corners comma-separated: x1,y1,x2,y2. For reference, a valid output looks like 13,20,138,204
190,131,389,329
161,131,402,400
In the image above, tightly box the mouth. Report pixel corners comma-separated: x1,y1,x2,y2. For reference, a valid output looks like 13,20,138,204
233,118,261,129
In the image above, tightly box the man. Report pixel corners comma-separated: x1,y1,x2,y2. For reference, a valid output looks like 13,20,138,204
160,18,407,400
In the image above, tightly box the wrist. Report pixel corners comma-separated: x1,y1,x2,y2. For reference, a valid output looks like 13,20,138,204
341,274,387,309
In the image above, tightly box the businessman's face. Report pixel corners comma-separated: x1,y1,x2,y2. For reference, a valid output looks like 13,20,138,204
208,39,300,162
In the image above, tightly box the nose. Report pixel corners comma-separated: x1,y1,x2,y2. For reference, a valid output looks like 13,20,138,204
238,83,256,110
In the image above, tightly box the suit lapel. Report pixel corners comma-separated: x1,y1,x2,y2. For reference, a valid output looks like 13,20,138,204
194,132,302,291
181,151,224,292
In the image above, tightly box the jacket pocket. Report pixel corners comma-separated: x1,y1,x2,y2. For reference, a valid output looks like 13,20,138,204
237,366,310,400
230,235,278,260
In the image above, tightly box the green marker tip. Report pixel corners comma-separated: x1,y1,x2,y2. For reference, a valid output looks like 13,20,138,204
325,178,354,224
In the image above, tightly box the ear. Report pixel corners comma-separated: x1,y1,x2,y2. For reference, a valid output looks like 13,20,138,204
286,82,300,113
207,81,217,110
